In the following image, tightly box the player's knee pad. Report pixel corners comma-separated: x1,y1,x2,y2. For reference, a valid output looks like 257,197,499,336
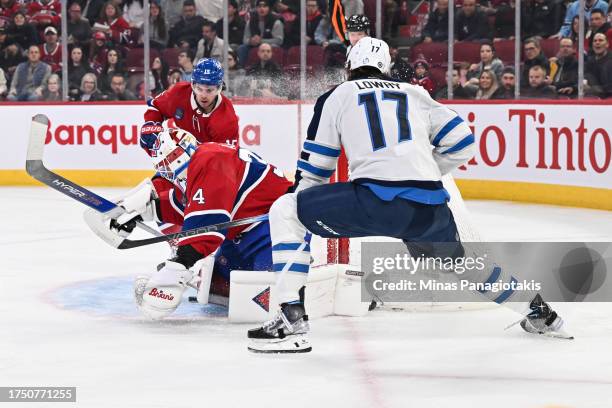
269,194,305,242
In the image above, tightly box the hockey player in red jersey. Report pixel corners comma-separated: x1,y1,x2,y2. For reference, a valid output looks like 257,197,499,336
111,128,292,319
140,58,239,157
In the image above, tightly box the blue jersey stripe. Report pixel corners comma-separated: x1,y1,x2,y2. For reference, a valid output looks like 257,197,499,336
477,266,502,294
272,243,311,252
432,116,464,146
442,134,475,154
233,161,267,209
494,277,518,304
183,212,230,231
297,160,334,178
303,141,341,157
273,263,310,273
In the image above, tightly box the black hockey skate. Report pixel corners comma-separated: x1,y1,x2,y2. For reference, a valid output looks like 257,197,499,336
247,302,312,353
520,294,574,339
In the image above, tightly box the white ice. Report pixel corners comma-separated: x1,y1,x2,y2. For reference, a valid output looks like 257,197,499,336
1,187,612,408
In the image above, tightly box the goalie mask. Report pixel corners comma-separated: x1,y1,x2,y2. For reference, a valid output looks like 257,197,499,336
151,128,198,193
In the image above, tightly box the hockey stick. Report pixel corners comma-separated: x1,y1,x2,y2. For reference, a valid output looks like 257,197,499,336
25,114,270,250
25,114,161,237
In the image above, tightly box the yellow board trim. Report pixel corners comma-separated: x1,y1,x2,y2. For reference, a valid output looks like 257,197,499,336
455,179,612,211
1,170,610,211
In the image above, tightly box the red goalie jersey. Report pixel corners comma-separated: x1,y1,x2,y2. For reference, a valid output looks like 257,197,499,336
154,143,292,258
144,82,239,147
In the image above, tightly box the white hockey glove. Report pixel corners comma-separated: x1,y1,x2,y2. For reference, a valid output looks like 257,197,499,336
134,261,197,320
110,179,160,236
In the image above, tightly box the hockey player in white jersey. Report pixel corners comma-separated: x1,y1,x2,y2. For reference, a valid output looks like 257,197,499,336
247,37,568,353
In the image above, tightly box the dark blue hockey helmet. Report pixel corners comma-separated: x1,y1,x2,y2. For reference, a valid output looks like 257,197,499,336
192,58,224,87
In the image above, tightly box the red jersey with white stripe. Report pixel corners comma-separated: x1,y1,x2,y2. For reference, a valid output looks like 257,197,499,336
155,143,291,257
144,82,239,147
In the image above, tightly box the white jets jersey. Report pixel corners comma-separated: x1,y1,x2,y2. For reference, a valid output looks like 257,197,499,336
295,77,474,193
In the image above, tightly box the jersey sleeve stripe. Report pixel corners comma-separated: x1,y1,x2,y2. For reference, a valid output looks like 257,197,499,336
432,116,464,146
169,189,185,216
297,160,334,178
441,134,475,154
177,231,225,245
272,243,311,252
303,141,341,157
272,262,310,273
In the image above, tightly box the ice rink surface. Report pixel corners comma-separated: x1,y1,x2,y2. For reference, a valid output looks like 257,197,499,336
1,187,612,408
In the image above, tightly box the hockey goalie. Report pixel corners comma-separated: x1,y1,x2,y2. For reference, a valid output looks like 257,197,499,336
93,128,292,319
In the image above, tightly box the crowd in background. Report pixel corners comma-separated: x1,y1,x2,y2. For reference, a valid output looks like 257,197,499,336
0,0,611,102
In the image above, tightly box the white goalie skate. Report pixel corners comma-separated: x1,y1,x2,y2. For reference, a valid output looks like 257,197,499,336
247,302,312,353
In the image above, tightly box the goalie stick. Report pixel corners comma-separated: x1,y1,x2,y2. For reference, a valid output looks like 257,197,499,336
25,114,270,250
25,114,162,238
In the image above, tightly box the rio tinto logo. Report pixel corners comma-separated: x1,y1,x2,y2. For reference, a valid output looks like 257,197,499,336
44,119,262,154
457,109,611,174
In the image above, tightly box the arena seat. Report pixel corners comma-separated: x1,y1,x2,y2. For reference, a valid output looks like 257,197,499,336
161,47,182,69
494,39,517,64
453,41,481,63
285,46,325,67
125,48,160,71
411,42,448,64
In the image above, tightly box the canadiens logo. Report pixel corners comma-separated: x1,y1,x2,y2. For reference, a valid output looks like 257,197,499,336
252,287,270,312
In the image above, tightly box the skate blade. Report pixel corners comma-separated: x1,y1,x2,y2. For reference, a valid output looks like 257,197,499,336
248,335,312,354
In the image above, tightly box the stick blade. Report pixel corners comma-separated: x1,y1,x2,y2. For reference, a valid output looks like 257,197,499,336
26,114,50,166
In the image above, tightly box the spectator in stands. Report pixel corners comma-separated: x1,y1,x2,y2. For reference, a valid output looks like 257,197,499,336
214,0,245,50
246,43,282,78
389,39,414,82
27,0,61,28
0,67,7,98
161,0,183,28
569,15,589,47
194,20,225,61
585,32,612,97
89,31,110,72
224,49,247,97
475,69,504,99
148,0,168,49
314,15,347,67
167,68,182,89
422,0,449,43
123,0,145,29
523,0,563,39
410,59,435,96
167,0,206,48
305,0,324,45
98,48,125,93
466,42,504,89
521,64,557,98
85,0,106,26
586,10,612,53
556,0,607,38
490,0,516,40
105,73,137,100
177,48,194,81
41,73,61,101
151,56,169,95
39,26,62,73
434,66,474,99
0,40,25,78
521,37,550,85
196,0,222,22
7,45,51,101
499,66,516,98
95,1,131,46
238,0,284,68
67,45,93,94
67,2,92,46
277,0,300,48
6,12,39,51
0,0,20,20
76,72,104,101
455,0,490,42
550,37,578,96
